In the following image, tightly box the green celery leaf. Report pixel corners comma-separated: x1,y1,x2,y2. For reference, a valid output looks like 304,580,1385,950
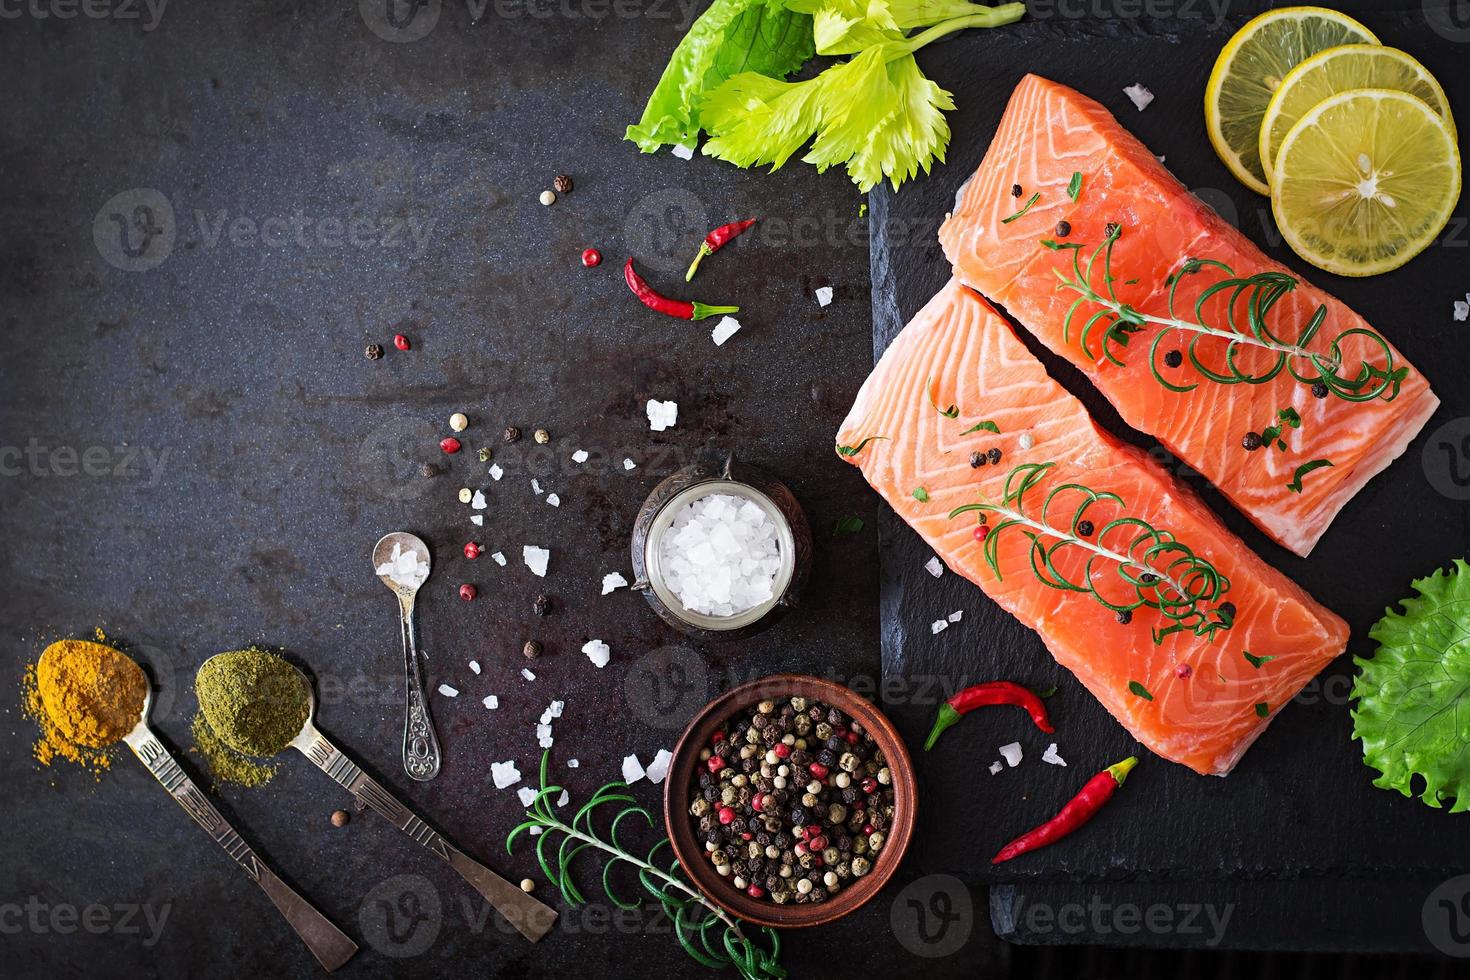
785,0,900,55
700,70,828,170
1351,558,1470,812
626,0,814,154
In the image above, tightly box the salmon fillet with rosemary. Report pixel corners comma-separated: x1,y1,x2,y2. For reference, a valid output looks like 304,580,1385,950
836,279,1349,775
939,74,1439,558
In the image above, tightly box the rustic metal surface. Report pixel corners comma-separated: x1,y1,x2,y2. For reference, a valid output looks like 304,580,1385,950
0,4,1002,977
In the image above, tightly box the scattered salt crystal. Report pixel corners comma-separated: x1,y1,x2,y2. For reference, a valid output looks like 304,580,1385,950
1124,83,1154,111
948,610,963,623
924,556,944,578
624,458,637,471
602,572,629,595
931,620,948,635
531,479,543,496
471,515,484,526
1019,432,1035,450
622,754,646,783
492,552,507,566
523,545,550,577
438,684,459,697
711,315,742,346
658,492,781,617
491,760,521,789
989,761,1003,776
999,742,1023,767
529,826,543,836
572,449,589,463
490,464,504,481
376,542,430,589
814,285,833,307
483,695,499,710
671,143,694,160
547,493,561,508
472,490,487,510
521,667,536,681
583,639,611,668
469,660,481,675
536,723,554,748
567,758,580,768
557,789,570,807
647,399,679,432
517,787,538,807
1455,294,1469,322
1042,743,1067,767
646,748,673,784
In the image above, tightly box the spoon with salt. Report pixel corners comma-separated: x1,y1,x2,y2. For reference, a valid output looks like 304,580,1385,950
196,651,559,943
103,646,359,971
373,531,442,782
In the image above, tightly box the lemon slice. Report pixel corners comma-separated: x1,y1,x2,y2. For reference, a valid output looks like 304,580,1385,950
1206,7,1379,195
1261,45,1455,186
1273,89,1461,277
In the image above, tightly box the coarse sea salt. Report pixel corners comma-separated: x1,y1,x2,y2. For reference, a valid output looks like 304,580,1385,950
471,515,484,526
517,786,538,807
583,639,611,668
572,449,589,463
531,479,543,496
989,761,1003,776
547,493,560,508
469,660,481,675
567,758,579,768
376,542,429,589
646,748,673,785
472,490,487,510
647,399,679,432
483,695,499,710
931,620,948,635
711,315,741,346
602,572,629,595
1042,743,1067,767
925,556,944,578
492,551,507,566
671,143,694,160
521,667,536,681
658,492,780,618
523,545,550,577
491,760,521,789
438,684,459,697
948,610,963,624
999,742,1023,767
622,754,646,783
814,285,833,307
557,789,570,807
1455,294,1469,322
489,464,504,481
624,458,637,471
1124,83,1154,111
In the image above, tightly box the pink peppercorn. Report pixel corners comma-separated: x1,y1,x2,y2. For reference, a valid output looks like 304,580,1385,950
717,806,736,825
464,542,481,559
393,334,410,351
706,756,726,774
808,762,829,780
746,884,765,899
773,743,791,759
1176,664,1193,678
581,248,602,267
458,584,476,601
974,525,990,542
441,437,462,454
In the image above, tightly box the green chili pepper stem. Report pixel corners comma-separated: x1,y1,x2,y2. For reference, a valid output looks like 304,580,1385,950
1106,756,1139,786
923,703,962,751
685,243,712,281
690,302,739,320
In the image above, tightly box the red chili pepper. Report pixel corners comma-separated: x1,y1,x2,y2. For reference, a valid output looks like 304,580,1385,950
923,681,1054,750
991,757,1138,864
624,258,738,321
685,218,757,281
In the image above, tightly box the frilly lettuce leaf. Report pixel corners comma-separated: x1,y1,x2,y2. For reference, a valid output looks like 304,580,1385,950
1352,558,1470,812
625,0,814,153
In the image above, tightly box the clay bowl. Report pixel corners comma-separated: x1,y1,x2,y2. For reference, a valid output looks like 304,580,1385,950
663,674,917,929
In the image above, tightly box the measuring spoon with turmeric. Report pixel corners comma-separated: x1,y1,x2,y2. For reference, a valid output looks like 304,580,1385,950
195,649,558,944
35,640,358,972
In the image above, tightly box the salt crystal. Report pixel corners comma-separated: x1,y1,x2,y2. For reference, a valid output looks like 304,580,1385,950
567,758,580,768
1455,295,1469,322
1124,83,1154,111
931,620,948,635
583,639,611,668
671,143,694,160
557,789,570,807
521,668,536,681
622,754,646,783
517,787,538,807
711,315,741,346
814,285,833,307
924,556,944,578
483,694,499,710
624,458,637,470
1019,432,1035,450
536,723,553,748
989,761,1003,776
658,492,781,617
469,660,481,675
602,572,628,595
1042,743,1067,767
471,515,484,526
531,479,543,496
523,545,550,577
491,760,521,789
647,399,679,432
492,551,507,566
999,742,1023,767
572,449,589,463
948,610,963,623
472,490,487,510
547,493,560,508
529,826,542,836
646,748,673,784
490,464,504,481
438,684,459,697
376,542,429,589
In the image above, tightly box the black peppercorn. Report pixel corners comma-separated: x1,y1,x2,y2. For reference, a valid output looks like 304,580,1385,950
532,594,553,617
503,426,521,444
553,173,573,194
987,447,1002,465
1055,220,1072,238
1077,520,1095,537
1105,221,1120,238
1242,431,1263,451
969,451,986,468
522,640,542,659
1140,573,1158,584
419,462,439,478
1218,601,1237,620
1163,349,1183,368
1011,183,1023,197
1311,382,1329,399
364,343,384,360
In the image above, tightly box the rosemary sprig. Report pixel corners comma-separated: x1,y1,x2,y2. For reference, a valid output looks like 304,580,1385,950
1286,458,1333,494
948,462,1233,645
508,753,785,980
1051,225,1407,402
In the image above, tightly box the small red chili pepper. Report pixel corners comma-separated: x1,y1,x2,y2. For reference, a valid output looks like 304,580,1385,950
463,542,481,560
685,218,757,281
624,258,739,321
991,757,1139,864
393,333,410,351
581,248,601,267
440,437,462,454
923,681,1054,750
458,584,476,601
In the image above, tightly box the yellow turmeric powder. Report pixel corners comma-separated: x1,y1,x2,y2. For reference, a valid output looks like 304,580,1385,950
23,639,148,774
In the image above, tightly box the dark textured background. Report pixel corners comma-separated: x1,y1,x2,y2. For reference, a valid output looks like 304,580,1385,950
1,0,1469,977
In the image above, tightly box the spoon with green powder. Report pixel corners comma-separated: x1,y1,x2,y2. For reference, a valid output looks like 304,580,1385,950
196,649,558,943
108,645,358,971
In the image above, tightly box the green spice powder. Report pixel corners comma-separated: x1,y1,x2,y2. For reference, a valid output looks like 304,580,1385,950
195,649,309,758
190,711,279,789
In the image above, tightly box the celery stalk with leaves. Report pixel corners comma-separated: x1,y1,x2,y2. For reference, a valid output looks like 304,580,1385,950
626,0,1026,192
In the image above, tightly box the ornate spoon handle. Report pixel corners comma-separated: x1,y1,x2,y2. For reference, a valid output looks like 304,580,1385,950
297,725,558,943
399,596,442,782
123,725,358,972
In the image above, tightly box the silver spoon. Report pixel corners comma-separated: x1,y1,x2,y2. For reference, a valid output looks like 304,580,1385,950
197,653,559,943
373,531,442,782
120,658,358,971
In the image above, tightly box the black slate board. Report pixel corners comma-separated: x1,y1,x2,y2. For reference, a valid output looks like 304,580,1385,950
869,0,1470,886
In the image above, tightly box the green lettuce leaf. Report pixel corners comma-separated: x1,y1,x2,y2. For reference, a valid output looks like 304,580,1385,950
625,0,814,153
1351,558,1470,812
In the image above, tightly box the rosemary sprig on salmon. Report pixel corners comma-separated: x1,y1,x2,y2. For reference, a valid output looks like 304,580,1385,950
1048,224,1407,403
949,462,1234,645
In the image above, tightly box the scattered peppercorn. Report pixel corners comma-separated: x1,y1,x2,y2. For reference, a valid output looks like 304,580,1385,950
450,413,469,432
1163,349,1183,368
532,594,553,617
1076,520,1095,537
477,447,492,463
1176,664,1193,679
441,437,462,454
419,462,439,478
974,525,990,542
464,542,482,560
1055,220,1072,238
1311,382,1329,399
1105,222,1120,238
394,334,410,351
1116,609,1133,625
331,809,350,827
523,640,543,660
520,878,536,893
1242,432,1263,451
539,189,556,206
534,428,550,445
1012,183,1023,197
364,343,384,360
458,488,473,504
986,447,1002,465
459,584,476,601
970,451,985,468
1218,602,1237,620
503,426,522,444
1139,573,1158,584
553,174,573,194
582,248,602,267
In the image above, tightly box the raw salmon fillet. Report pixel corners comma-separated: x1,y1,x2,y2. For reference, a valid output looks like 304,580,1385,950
836,279,1349,775
939,74,1439,557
